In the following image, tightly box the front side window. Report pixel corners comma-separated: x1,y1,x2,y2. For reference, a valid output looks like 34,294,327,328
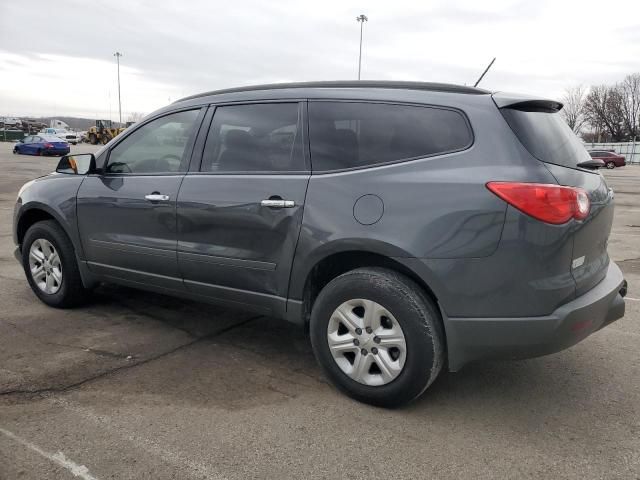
308,102,473,172
201,103,304,173
106,109,200,174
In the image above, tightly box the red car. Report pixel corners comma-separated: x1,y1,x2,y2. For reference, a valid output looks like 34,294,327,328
588,150,626,169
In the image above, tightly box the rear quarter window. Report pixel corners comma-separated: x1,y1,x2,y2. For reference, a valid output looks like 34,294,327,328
501,107,592,169
308,102,472,172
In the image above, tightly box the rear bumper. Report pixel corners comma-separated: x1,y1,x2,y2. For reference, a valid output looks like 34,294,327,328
46,148,70,155
445,262,626,371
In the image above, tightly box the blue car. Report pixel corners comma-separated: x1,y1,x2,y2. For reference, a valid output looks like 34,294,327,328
13,135,70,156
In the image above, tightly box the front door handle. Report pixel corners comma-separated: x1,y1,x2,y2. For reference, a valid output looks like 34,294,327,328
261,199,295,208
145,193,170,202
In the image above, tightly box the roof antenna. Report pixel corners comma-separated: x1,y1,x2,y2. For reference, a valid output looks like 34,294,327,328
474,57,496,87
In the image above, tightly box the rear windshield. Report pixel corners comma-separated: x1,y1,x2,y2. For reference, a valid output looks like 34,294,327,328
501,108,591,169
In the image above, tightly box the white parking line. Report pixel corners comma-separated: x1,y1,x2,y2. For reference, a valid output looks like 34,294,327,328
625,297,639,302
0,427,99,480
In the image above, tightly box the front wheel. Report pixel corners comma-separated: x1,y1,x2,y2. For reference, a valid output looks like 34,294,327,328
22,220,88,308
606,161,615,169
13,147,18,154
310,267,445,408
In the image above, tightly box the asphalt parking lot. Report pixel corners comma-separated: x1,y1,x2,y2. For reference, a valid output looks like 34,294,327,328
0,143,638,480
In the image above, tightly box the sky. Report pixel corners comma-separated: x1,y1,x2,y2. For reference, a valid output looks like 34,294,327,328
1,0,639,120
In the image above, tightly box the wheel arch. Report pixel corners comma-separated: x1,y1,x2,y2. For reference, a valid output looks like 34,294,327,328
16,204,79,255
16,204,97,289
289,240,445,329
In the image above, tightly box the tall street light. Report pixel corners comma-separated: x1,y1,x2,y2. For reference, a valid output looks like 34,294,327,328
114,52,123,126
356,14,368,80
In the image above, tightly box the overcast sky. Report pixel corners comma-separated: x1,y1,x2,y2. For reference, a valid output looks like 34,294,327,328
1,0,639,120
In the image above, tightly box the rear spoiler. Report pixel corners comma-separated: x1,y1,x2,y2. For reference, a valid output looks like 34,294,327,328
492,92,563,113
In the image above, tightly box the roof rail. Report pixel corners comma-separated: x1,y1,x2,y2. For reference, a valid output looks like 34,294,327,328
175,80,490,103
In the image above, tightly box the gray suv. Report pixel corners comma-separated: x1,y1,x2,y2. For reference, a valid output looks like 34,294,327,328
13,81,627,407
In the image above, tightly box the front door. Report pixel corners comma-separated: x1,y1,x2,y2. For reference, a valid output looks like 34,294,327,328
177,102,309,315
77,108,203,290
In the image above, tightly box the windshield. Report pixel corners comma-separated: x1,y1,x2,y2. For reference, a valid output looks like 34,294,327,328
501,108,591,169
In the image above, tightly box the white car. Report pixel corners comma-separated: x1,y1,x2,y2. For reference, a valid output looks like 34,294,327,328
39,128,81,145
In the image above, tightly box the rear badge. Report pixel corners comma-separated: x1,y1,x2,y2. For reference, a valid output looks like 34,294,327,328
572,256,585,269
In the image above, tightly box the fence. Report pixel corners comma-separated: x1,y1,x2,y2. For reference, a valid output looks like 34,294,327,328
583,141,640,165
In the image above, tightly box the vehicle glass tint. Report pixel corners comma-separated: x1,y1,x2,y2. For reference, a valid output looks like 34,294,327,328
201,103,303,173
106,109,199,174
501,108,592,169
308,102,472,171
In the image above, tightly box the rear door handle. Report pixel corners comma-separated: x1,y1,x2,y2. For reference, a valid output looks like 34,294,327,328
260,199,295,208
145,193,170,202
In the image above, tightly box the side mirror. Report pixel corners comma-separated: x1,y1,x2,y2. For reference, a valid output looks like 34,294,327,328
577,159,605,170
56,153,96,175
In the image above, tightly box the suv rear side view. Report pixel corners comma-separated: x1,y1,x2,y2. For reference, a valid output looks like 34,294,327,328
13,81,627,407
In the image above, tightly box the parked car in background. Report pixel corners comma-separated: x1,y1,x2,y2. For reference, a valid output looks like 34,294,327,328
13,135,70,156
39,128,81,145
12,81,627,407
588,150,626,169
1,117,22,128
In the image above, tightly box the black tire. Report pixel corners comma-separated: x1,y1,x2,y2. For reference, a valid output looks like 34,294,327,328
13,147,18,154
606,161,615,169
310,267,445,408
22,220,88,308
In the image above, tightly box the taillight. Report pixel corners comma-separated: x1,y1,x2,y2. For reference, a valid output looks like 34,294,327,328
44,143,53,148
486,182,590,224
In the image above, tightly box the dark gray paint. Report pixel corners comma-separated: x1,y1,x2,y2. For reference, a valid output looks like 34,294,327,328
13,81,626,371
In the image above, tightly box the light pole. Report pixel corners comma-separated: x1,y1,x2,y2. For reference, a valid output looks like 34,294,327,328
114,52,123,126
356,14,368,80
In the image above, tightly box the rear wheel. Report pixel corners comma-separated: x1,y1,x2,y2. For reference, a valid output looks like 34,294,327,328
606,161,615,169
310,267,444,408
22,220,88,308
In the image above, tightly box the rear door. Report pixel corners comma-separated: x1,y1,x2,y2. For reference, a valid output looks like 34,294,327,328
498,97,614,296
77,108,203,290
176,102,309,315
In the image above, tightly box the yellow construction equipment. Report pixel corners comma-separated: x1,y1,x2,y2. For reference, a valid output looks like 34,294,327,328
86,120,125,145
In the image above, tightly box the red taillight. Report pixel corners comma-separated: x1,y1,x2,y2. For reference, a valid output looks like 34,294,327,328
44,143,53,148
486,182,590,224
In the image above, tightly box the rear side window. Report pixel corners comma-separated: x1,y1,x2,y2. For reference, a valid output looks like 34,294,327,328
201,103,305,173
308,102,472,172
501,108,591,169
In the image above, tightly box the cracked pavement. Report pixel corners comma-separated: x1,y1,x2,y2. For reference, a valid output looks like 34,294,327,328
0,144,639,479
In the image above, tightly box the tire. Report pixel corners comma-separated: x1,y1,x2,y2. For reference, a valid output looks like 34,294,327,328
22,220,88,308
606,161,615,169
310,267,445,408
13,147,18,154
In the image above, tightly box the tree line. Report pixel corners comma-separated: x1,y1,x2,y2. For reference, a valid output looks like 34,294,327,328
561,73,640,142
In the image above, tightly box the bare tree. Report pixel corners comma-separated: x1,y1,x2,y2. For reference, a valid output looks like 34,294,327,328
584,85,626,141
620,73,640,139
560,85,587,133
127,112,145,123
